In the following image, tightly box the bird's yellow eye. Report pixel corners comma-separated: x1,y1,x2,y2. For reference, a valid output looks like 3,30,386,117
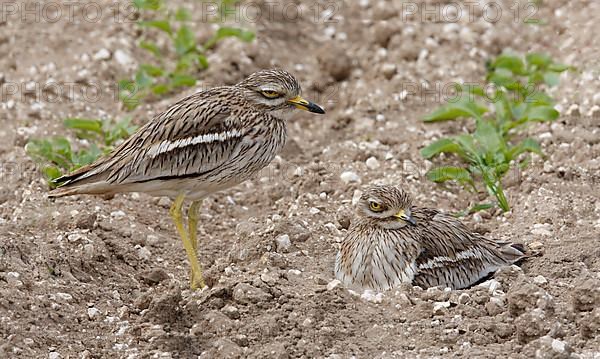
369,202,383,212
261,90,281,98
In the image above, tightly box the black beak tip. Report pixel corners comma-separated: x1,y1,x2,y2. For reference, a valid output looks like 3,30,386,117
309,103,325,114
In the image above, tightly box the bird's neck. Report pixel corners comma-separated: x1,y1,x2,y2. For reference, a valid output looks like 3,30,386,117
269,107,295,121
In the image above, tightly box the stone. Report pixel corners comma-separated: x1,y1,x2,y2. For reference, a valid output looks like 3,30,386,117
221,305,240,319
157,197,171,208
433,301,451,315
114,49,133,66
327,279,341,291
361,290,384,303
110,210,126,217
232,283,272,304
366,156,380,170
478,279,502,294
534,335,572,358
87,307,101,320
381,63,397,79
309,207,320,215
340,171,360,184
275,234,291,253
260,271,278,286
137,246,152,261
139,269,169,285
93,48,111,61
55,293,73,301
458,293,470,304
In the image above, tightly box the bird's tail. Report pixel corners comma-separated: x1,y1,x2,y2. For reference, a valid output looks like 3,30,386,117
48,161,115,198
48,181,119,198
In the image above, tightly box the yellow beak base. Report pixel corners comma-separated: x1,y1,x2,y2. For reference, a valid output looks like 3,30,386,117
394,209,416,225
287,96,325,114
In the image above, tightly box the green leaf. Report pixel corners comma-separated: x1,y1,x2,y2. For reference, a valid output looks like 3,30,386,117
526,53,552,68
63,118,103,134
103,117,137,146
204,27,255,49
216,27,255,42
175,8,191,21
525,91,554,106
510,138,543,158
492,54,525,75
459,84,486,98
474,120,504,155
493,91,511,125
175,53,196,72
542,71,560,87
523,106,559,122
527,71,545,86
488,68,520,88
492,186,510,212
197,54,209,69
470,202,494,213
494,162,510,177
453,134,477,154
169,74,196,88
42,165,63,184
135,68,154,88
426,166,473,185
118,80,142,110
151,83,170,95
139,20,172,35
548,63,573,72
25,138,73,169
72,145,101,167
175,26,196,55
139,41,162,58
420,138,462,159
423,98,488,122
134,0,162,10
139,64,164,77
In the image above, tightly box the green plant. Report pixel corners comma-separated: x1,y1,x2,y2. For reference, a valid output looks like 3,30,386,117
119,0,254,110
421,52,572,212
26,117,137,186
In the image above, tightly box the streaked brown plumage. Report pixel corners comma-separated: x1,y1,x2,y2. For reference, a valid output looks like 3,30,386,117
49,69,325,289
335,185,526,291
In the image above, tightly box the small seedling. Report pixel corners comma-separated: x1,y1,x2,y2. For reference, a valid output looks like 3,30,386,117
119,0,254,110
26,117,138,187
421,52,572,212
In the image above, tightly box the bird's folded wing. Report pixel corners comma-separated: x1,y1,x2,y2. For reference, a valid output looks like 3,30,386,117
412,208,519,270
413,208,494,265
57,90,248,186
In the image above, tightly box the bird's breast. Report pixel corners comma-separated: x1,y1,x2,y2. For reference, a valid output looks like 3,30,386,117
337,225,421,291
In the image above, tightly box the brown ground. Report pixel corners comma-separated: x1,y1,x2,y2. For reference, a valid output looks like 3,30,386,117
1,0,599,358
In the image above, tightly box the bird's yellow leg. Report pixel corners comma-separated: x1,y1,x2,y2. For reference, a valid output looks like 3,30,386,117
169,194,205,290
187,200,204,288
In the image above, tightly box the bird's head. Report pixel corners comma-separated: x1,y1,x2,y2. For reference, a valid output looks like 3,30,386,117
236,69,325,119
357,185,416,229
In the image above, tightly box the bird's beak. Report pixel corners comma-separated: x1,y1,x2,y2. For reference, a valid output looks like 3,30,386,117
393,209,416,226
287,95,325,114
